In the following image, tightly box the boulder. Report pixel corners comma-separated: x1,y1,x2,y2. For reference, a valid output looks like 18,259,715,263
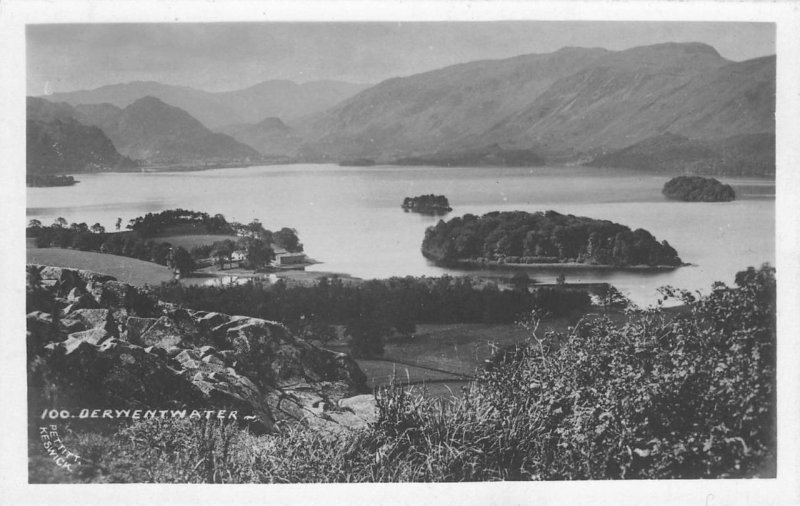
194,312,230,331
175,349,202,369
67,328,112,346
126,317,159,345
27,311,60,352
199,345,217,357
40,266,83,296
138,315,199,349
58,318,84,334
201,354,226,368
67,286,87,302
61,293,101,314
99,280,136,308
68,309,118,338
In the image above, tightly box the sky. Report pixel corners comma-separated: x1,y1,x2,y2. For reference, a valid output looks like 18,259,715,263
26,21,775,95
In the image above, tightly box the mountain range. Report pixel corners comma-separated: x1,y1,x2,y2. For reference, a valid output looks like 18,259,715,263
28,96,261,169
43,80,371,129
28,42,775,176
300,43,774,171
27,98,135,174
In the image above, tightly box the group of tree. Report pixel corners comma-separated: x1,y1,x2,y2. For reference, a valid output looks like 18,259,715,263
662,175,736,202
28,218,196,276
422,210,682,267
27,209,304,275
154,275,592,358
401,194,452,215
126,209,236,236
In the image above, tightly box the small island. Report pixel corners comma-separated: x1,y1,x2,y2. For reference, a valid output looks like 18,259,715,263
402,194,453,215
662,176,735,202
26,174,78,187
422,210,682,267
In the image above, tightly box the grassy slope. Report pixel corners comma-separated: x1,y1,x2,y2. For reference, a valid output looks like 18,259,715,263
151,233,237,250
27,248,174,286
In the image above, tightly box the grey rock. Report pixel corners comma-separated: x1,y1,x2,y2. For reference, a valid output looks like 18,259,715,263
126,316,158,346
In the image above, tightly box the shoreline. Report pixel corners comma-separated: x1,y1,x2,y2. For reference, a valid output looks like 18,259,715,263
33,162,779,181
447,259,687,272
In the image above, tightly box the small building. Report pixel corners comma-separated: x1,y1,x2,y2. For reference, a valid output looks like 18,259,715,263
275,252,307,266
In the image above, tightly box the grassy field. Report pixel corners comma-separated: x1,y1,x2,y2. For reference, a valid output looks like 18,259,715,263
153,234,237,250
325,322,553,396
325,314,623,397
27,248,175,286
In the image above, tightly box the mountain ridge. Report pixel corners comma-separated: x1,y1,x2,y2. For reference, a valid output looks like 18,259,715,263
75,96,262,163
43,79,371,129
297,43,774,174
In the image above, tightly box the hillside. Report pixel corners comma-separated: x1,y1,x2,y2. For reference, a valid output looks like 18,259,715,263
44,79,370,129
27,98,135,175
586,132,775,176
216,116,303,157
73,96,261,163
299,43,774,175
301,47,610,161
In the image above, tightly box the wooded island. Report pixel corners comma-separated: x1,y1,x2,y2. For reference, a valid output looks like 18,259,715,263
662,176,736,202
402,194,453,215
422,210,683,267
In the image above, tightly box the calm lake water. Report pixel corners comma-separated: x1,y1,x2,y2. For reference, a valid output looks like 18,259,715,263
27,164,774,306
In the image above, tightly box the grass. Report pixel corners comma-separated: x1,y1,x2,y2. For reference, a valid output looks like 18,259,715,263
26,248,175,286
326,315,623,397
325,322,542,396
153,234,237,250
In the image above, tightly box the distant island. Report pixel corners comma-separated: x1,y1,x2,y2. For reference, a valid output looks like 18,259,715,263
339,158,376,167
402,194,453,215
26,174,78,187
662,176,736,202
422,210,682,268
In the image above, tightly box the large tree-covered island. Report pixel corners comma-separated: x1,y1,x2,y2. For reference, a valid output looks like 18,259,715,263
662,176,736,202
422,210,683,268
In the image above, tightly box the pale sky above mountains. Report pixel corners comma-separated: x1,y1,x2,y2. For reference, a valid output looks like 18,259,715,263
27,21,775,95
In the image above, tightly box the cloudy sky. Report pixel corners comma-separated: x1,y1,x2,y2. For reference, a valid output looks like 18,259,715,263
27,21,775,95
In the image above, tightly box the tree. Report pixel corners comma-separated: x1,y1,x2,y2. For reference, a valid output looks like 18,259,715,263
53,217,68,228
346,317,387,358
274,227,303,252
171,247,195,277
210,239,236,270
28,219,42,229
593,284,632,312
237,237,274,270
115,217,122,231
90,223,105,234
511,272,531,292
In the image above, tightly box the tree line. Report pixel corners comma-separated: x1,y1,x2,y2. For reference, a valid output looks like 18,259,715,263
153,275,592,358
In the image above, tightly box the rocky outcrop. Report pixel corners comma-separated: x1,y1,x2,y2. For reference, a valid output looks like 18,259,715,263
26,264,373,434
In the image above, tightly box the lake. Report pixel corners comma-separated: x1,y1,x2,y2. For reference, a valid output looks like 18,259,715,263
27,164,775,306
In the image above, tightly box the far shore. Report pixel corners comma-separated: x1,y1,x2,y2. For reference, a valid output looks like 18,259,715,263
30,161,778,180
